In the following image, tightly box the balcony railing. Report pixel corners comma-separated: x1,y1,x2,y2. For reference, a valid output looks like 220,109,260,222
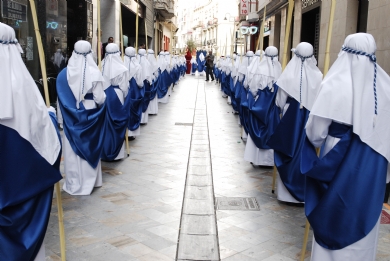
154,0,175,20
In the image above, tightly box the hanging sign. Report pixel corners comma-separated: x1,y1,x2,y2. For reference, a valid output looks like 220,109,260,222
240,0,248,15
1,0,27,21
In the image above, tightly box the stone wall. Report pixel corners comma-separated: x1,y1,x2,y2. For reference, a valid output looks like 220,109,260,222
367,0,390,74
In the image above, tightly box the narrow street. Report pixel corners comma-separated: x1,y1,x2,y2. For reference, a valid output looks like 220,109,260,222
45,75,390,261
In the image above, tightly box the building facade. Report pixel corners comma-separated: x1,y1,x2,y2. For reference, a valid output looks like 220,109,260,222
240,0,390,73
176,0,239,56
0,0,177,83
0,0,93,80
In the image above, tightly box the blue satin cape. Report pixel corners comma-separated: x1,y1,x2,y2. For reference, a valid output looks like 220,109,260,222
222,73,231,96
267,96,309,202
150,76,159,100
302,121,387,250
57,68,106,168
229,76,238,111
239,87,250,134
246,86,280,150
235,79,244,126
142,80,151,113
101,86,131,161
213,66,219,79
157,70,172,99
0,115,62,261
128,77,145,131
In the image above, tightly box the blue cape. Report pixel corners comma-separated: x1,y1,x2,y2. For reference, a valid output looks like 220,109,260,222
245,86,280,150
267,96,309,202
150,76,159,100
57,68,107,168
302,121,387,250
157,70,172,99
101,86,131,161
128,77,145,131
0,114,62,261
142,80,152,113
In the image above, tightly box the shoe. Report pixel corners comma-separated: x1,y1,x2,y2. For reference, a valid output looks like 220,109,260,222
211,79,215,81
205,80,209,82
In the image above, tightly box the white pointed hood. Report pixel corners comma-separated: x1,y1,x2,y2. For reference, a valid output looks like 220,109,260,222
0,22,60,165
275,42,323,110
67,40,104,108
308,33,390,162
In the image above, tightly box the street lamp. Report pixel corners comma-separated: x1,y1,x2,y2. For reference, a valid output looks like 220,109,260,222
224,13,235,22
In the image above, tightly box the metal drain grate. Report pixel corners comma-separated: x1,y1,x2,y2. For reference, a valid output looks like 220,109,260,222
216,197,260,211
175,122,193,126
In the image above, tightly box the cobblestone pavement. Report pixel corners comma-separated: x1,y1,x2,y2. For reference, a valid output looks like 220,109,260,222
45,76,390,261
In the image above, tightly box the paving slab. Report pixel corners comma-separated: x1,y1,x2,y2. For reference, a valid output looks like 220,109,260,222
180,214,217,235
185,186,214,200
177,234,219,261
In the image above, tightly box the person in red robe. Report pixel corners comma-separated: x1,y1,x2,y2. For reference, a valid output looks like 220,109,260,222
185,49,192,74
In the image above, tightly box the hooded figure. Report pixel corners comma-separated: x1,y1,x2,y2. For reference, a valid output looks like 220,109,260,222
237,51,254,141
57,40,107,196
197,51,206,75
53,48,64,72
0,22,62,261
138,49,152,124
303,33,390,260
158,51,173,103
241,47,282,167
190,56,198,75
147,49,159,115
171,55,180,85
267,42,323,203
221,55,232,100
125,47,144,137
101,43,130,161
185,50,192,74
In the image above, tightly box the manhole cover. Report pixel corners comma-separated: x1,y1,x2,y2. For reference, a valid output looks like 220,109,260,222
216,197,260,211
381,210,390,224
175,122,193,126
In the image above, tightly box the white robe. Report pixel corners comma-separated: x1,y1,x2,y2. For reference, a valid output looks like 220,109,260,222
243,92,275,167
63,86,105,196
148,95,158,115
306,115,390,261
244,134,274,166
33,244,45,261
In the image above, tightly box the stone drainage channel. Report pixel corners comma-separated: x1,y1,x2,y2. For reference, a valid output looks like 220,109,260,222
175,80,220,261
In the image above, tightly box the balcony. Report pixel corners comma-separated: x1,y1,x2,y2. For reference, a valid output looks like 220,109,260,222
154,0,175,20
192,21,203,29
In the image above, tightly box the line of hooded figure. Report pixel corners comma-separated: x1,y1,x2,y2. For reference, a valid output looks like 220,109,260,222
56,41,188,197
1,20,190,260
213,33,390,261
0,18,190,261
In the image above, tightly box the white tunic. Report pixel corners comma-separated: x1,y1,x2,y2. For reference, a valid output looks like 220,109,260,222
148,95,158,115
63,85,105,196
244,134,274,166
306,115,389,261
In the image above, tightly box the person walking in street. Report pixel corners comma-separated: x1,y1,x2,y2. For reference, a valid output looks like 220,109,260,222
102,36,114,58
205,50,215,82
